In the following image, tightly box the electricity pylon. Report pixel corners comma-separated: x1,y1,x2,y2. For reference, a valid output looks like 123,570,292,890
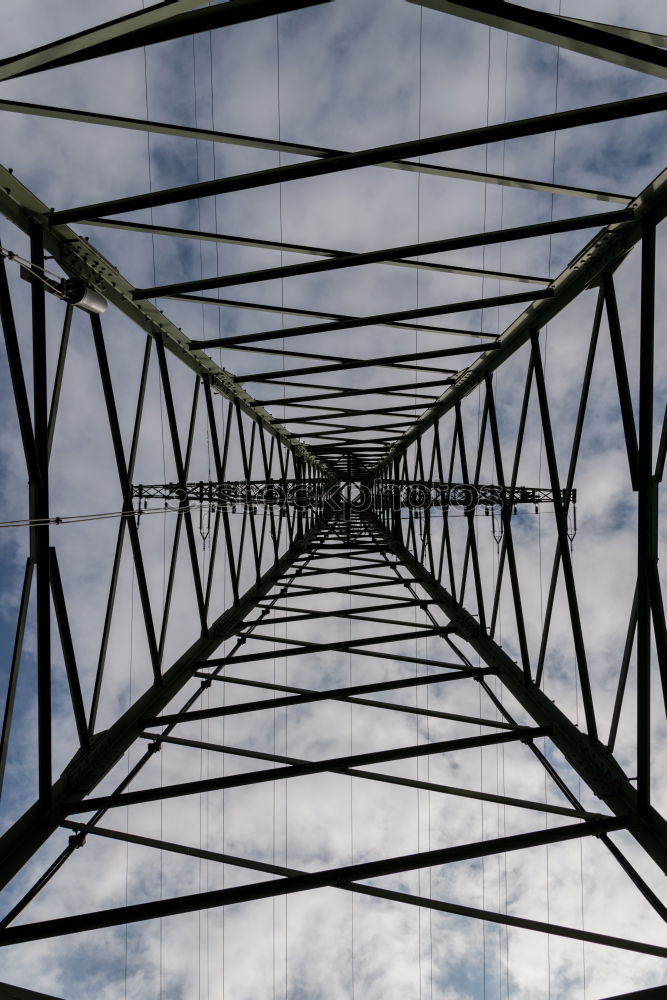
0,3,666,998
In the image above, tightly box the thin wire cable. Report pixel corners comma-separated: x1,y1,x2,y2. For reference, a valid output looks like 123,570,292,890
275,17,289,996
206,14,225,428
414,5,423,427
198,679,203,1000
480,26,493,998
191,33,208,973
415,593,422,1000
349,550,355,1000
273,594,277,1000
425,614,433,1000
415,14,424,995
497,29,510,998
544,18,563,995
0,503,222,529
0,247,69,295
192,32,211,584
206,21,226,996
572,493,587,997
0,504,552,531
551,6,586,990
140,15,165,994
124,561,135,1000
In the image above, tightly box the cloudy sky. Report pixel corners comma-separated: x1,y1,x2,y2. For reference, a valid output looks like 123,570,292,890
0,1,666,998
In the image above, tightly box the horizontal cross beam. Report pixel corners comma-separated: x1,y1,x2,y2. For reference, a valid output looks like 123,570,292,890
0,0,333,81
47,93,667,225
64,728,549,812
53,819,667,958
143,665,490,726
409,0,667,79
190,290,547,349
131,480,574,511
0,816,630,944
131,214,627,299
0,99,631,204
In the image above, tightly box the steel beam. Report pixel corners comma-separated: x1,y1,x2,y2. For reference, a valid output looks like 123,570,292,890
0,816,629,944
563,18,667,50
143,665,491,726
408,0,667,80
47,92,667,224
46,305,73,461
534,291,604,687
190,667,517,727
0,0,333,81
349,882,666,959
80,218,550,287
190,290,549,350
0,985,66,1000
91,315,161,684
154,337,208,634
168,292,498,339
64,728,548,812
133,216,626,300
48,549,88,751
235,342,494,384
258,379,447,406
46,820,667,958
637,220,656,814
531,332,597,741
0,560,33,798
0,253,40,485
29,224,52,807
0,98,632,205
88,339,152,734
596,988,667,1000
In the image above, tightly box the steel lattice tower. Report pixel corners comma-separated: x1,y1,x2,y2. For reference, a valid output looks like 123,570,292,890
0,2,666,998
